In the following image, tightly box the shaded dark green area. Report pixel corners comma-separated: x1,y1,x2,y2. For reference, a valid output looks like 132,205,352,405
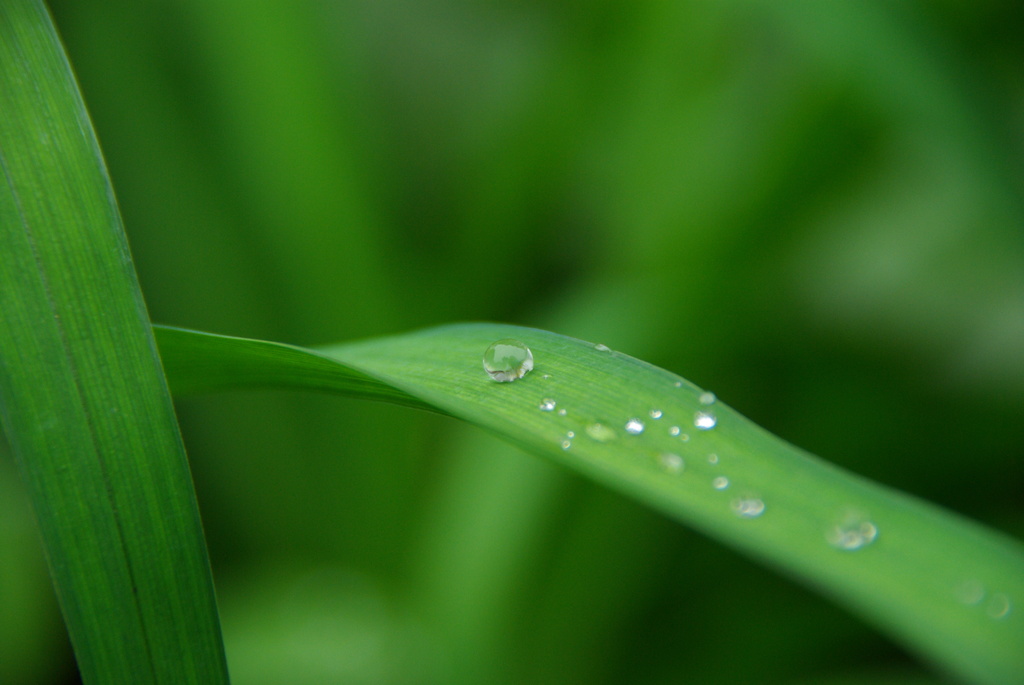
4,2,1023,683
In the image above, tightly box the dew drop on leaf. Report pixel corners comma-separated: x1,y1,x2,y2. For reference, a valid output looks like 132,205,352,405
539,398,556,412
625,418,645,435
827,511,878,551
585,422,617,443
658,453,684,473
694,411,717,430
954,581,1012,619
482,339,534,382
731,497,765,518
955,579,986,606
986,594,1011,619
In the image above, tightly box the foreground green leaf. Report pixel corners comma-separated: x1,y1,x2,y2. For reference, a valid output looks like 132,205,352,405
156,323,1024,685
0,3,227,683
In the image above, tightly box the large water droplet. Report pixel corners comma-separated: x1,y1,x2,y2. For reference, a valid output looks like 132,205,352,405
658,453,684,473
539,398,556,412
827,512,878,551
482,339,534,382
649,409,663,419
585,422,617,443
625,418,645,435
699,391,716,405
694,411,717,430
712,476,730,490
731,497,765,518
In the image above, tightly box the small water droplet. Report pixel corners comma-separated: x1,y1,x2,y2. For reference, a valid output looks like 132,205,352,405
566,431,575,438
625,418,645,435
561,440,572,450
694,411,717,430
707,453,719,465
712,476,730,490
541,374,552,380
668,426,681,436
986,593,1011,619
539,398,556,412
679,433,689,442
585,423,617,443
649,409,663,419
557,408,567,416
827,512,878,551
699,391,716,405
658,453,684,473
674,381,683,388
956,580,986,606
731,497,765,518
594,343,611,352
482,339,534,382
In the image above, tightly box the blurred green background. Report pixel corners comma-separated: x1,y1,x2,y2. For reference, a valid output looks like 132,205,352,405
2,1,1022,683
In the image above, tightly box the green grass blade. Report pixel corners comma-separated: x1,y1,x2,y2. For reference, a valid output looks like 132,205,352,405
0,3,228,683
155,323,1024,685
157,325,437,413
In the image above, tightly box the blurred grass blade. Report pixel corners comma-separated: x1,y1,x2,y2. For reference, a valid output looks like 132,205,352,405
0,3,227,683
156,323,1024,685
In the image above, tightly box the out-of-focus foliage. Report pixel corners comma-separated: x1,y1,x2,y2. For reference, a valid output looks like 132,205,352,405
4,1,1021,683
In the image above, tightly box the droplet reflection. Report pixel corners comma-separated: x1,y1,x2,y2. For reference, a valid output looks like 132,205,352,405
482,339,534,382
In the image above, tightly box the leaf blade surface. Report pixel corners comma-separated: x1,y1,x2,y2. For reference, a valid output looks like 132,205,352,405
157,322,1024,685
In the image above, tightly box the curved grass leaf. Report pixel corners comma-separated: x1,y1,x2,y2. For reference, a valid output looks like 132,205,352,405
157,325,436,413
0,3,227,683
156,323,1024,685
